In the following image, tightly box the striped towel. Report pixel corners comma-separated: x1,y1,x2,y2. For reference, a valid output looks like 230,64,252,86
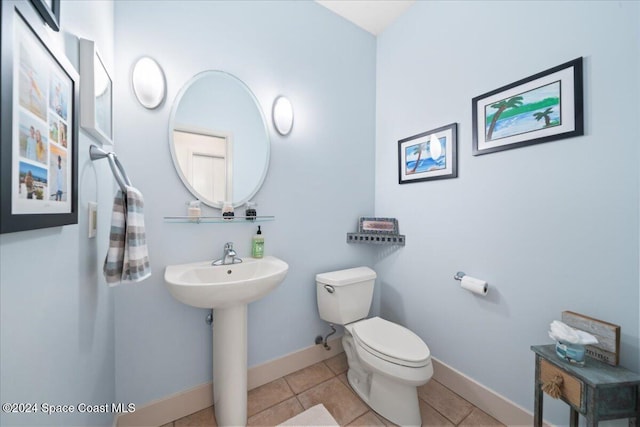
104,186,151,285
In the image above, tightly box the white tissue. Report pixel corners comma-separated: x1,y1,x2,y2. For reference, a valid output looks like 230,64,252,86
548,320,598,345
460,276,488,296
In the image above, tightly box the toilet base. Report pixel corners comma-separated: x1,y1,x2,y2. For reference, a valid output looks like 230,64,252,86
342,334,430,427
347,369,422,426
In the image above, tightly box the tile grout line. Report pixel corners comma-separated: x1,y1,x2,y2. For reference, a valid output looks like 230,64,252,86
459,405,475,426
417,392,461,426
288,359,358,426
418,379,478,427
242,361,335,425
294,395,305,419
247,379,292,421
286,365,340,396
281,375,306,422
456,408,470,427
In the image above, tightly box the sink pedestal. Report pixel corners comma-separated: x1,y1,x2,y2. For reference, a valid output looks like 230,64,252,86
213,304,247,426
164,256,289,426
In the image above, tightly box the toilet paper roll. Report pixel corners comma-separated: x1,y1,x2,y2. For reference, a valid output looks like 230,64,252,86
460,275,488,296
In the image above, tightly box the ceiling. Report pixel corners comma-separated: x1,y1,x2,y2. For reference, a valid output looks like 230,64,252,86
315,0,416,36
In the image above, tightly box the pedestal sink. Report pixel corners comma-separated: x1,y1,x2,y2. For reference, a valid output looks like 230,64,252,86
165,255,289,426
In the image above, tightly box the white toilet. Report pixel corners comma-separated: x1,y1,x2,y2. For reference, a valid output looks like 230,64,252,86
316,267,433,426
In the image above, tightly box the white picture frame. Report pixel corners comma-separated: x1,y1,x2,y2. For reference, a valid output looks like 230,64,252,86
79,38,113,146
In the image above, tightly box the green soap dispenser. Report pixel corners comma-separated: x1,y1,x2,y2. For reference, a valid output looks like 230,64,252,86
252,226,264,258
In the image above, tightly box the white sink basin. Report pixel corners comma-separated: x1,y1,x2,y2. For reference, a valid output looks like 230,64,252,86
164,255,289,309
165,254,289,425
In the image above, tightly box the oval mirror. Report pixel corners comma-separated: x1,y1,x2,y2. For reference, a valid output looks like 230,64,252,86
169,71,270,208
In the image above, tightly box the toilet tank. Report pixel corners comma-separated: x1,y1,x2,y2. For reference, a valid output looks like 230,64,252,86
316,267,376,325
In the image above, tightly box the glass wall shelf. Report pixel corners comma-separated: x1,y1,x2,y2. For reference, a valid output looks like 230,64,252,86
164,216,275,224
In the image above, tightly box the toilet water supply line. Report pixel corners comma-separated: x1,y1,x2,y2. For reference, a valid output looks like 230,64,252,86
316,324,336,351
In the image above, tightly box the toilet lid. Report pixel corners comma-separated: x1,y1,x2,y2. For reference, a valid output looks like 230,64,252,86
352,317,430,368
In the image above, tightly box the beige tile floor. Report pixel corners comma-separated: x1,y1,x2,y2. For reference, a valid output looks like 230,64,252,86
163,353,505,427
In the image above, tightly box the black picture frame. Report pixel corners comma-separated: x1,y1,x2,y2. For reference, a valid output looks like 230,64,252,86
29,0,59,31
398,123,458,184
472,57,583,156
1,0,79,234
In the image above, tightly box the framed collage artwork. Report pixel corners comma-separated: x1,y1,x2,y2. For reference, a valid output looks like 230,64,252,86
1,1,78,233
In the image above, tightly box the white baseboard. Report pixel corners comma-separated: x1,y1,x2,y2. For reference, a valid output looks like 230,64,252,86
115,337,344,427
115,382,213,427
431,357,551,427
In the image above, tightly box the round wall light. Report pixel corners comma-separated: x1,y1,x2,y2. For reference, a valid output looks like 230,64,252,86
272,96,293,135
132,56,166,109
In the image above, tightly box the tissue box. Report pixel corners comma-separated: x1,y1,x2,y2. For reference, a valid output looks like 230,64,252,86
555,341,586,365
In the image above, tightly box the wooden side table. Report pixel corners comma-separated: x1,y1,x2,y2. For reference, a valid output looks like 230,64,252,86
532,345,640,426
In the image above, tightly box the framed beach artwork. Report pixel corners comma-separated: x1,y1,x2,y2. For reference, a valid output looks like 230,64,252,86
472,57,583,156
0,1,79,234
398,123,457,184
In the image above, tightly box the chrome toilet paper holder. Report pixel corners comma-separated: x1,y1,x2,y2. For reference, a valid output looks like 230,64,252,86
453,271,489,296
453,271,466,281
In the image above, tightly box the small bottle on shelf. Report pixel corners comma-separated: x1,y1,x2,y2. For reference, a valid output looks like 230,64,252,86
222,201,234,220
187,200,201,222
245,201,257,221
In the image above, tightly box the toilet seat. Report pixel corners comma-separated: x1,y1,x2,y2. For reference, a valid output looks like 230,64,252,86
351,317,430,368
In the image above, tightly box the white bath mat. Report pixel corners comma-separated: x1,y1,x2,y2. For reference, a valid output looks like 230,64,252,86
277,404,339,426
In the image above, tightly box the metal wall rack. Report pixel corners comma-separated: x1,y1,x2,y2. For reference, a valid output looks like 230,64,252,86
346,217,405,246
346,232,406,246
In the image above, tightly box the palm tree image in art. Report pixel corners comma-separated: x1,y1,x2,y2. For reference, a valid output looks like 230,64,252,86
486,96,524,141
410,142,426,173
533,107,554,127
482,81,561,142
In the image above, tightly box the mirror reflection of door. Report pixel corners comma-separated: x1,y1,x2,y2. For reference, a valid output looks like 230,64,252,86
173,128,233,204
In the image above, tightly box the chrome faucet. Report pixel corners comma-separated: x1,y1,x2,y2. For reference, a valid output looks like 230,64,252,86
212,242,242,266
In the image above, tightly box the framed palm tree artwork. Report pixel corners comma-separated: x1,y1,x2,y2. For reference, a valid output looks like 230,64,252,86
472,57,583,156
398,123,457,184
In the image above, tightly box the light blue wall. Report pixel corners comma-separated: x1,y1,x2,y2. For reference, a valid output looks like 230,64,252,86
0,1,115,426
375,1,639,425
112,0,376,405
4,2,637,425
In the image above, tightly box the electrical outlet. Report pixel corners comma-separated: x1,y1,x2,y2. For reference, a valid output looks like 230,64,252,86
88,202,97,238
